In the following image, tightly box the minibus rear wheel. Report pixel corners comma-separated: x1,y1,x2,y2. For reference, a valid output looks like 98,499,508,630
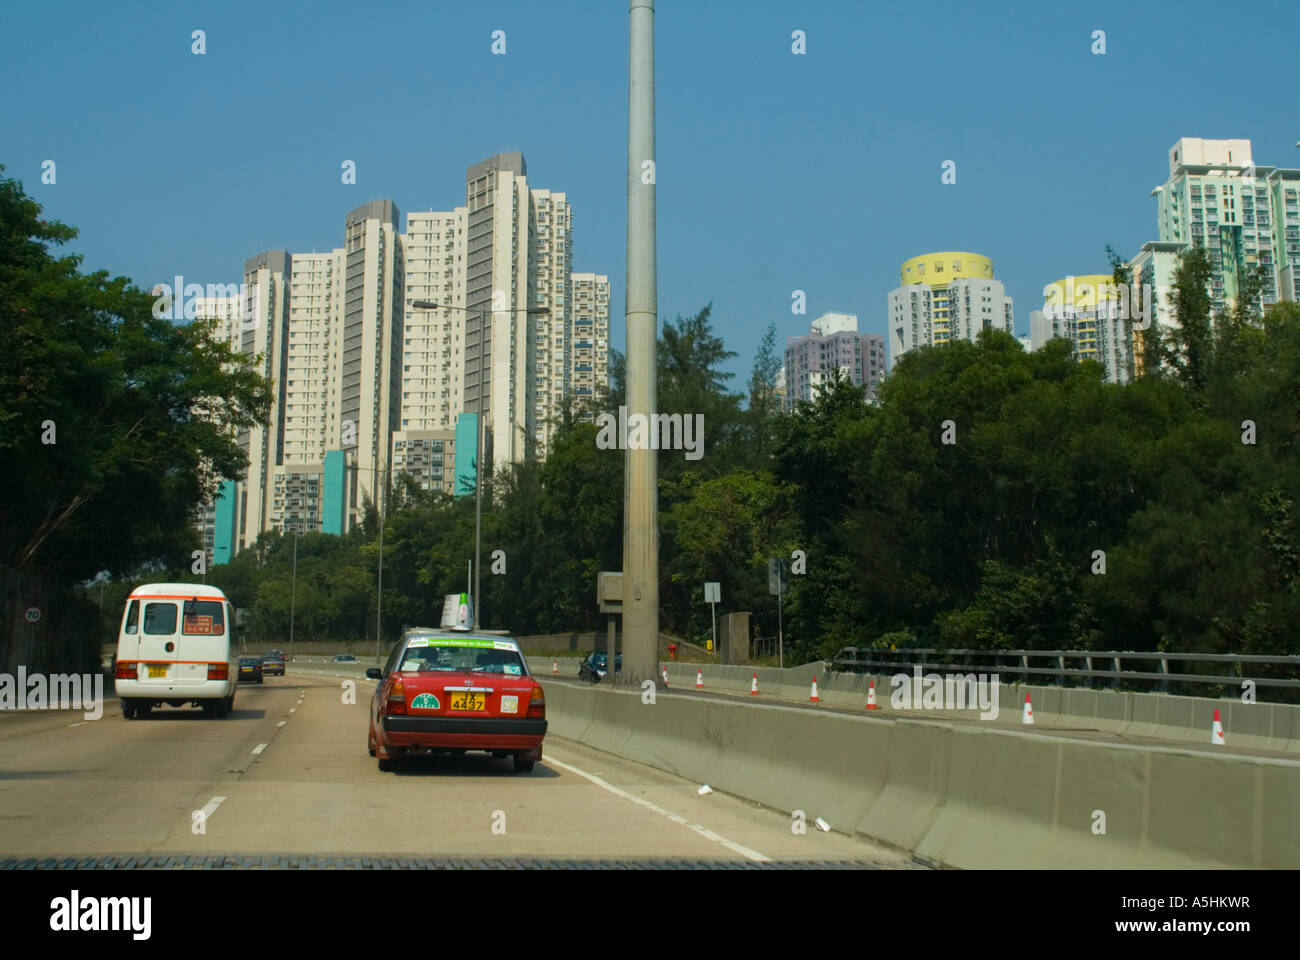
122,701,136,719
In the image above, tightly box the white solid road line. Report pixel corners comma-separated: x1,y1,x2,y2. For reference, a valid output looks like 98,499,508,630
276,721,286,727
199,796,227,820
544,754,770,862
252,743,267,755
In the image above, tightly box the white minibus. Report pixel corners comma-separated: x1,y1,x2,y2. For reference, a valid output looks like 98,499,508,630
113,583,238,718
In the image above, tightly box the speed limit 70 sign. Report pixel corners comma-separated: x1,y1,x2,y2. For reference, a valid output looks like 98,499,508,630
24,607,41,623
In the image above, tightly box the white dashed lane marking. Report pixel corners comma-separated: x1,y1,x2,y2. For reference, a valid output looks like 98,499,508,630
544,755,770,862
198,796,227,820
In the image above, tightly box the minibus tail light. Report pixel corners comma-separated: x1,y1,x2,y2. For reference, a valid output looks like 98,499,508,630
115,661,138,680
207,663,228,680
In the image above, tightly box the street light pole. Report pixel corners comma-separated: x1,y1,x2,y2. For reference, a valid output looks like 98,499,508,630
624,0,660,687
411,299,549,631
289,529,298,661
342,461,386,661
475,304,484,629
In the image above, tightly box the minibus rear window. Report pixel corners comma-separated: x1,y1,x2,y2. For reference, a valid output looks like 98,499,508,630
182,600,226,635
143,603,178,635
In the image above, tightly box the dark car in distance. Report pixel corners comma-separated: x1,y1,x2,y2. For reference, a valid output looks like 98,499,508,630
238,657,264,683
578,652,621,683
261,654,286,677
333,654,358,663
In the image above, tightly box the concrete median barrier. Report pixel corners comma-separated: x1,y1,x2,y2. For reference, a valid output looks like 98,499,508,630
537,675,1300,868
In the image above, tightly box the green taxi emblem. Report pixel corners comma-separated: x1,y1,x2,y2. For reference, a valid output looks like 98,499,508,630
410,693,440,709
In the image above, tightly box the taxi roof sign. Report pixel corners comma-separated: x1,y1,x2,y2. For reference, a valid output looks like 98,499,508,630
441,593,473,631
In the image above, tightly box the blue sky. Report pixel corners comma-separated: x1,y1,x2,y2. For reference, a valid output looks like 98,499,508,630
4,0,1297,385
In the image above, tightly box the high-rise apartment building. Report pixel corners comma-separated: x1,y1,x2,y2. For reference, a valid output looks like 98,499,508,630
1121,138,1300,377
1125,241,1182,379
530,188,572,452
340,200,405,522
197,156,606,562
569,273,611,419
1151,139,1270,313
783,312,885,409
1268,166,1300,303
402,155,584,464
284,250,345,464
1029,274,1133,383
464,153,536,470
401,209,468,433
238,250,291,552
190,294,246,569
888,251,1014,369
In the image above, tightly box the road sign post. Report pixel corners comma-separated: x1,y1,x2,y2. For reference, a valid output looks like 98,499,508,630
768,559,788,668
703,582,720,655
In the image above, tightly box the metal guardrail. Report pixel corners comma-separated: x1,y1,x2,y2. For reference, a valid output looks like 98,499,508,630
830,647,1300,692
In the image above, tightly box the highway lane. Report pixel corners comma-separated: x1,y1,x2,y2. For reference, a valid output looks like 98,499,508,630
0,674,915,866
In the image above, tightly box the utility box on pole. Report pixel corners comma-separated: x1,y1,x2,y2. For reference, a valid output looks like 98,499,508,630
597,572,623,681
597,572,623,614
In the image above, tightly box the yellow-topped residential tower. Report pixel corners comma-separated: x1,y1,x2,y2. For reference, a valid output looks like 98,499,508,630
888,251,1013,369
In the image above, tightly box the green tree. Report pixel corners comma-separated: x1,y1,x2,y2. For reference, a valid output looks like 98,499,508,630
0,167,271,581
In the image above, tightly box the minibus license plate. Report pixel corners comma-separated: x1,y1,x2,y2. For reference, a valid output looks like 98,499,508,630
450,692,486,711
147,664,167,678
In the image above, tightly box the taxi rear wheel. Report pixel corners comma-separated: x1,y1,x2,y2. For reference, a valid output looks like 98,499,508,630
513,755,535,774
378,756,397,772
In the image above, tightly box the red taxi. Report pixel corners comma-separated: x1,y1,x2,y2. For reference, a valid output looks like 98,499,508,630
367,630,546,774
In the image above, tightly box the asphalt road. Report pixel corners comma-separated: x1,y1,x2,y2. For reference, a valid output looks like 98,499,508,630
0,673,915,866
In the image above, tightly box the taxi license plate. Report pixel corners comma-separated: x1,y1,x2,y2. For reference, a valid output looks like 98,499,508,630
147,664,168,678
450,692,486,711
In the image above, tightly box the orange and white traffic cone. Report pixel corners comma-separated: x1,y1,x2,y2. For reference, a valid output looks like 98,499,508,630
695,668,703,689
1211,709,1225,746
551,659,558,674
810,676,820,702
750,673,759,696
661,666,669,686
1022,693,1034,725
866,680,880,710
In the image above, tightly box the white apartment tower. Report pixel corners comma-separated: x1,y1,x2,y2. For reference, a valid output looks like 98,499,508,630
206,156,607,560
569,273,611,418
238,250,291,553
888,252,1014,370
191,294,246,567
531,188,574,453
340,200,404,521
464,153,535,471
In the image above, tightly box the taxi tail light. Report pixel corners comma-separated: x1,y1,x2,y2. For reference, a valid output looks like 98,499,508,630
387,679,407,714
115,661,138,680
207,663,229,680
526,685,546,718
